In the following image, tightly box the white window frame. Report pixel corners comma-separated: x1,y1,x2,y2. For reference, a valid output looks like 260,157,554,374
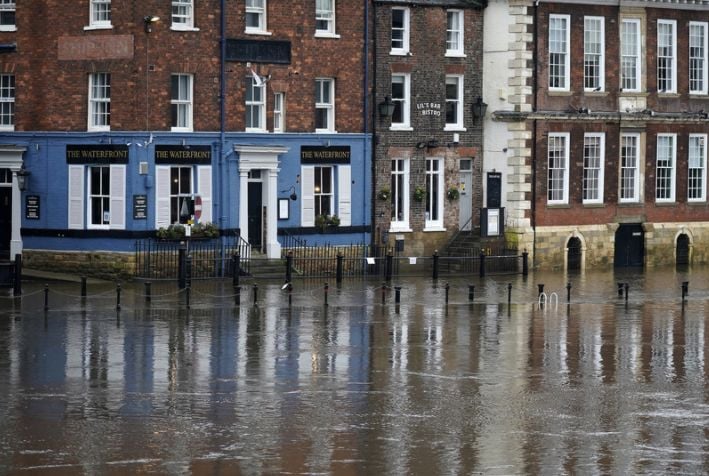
655,133,676,203
68,164,125,230
689,22,708,95
549,14,570,91
315,0,338,38
245,0,269,35
446,9,465,57
390,158,410,231
621,19,641,92
0,74,14,131
171,74,193,132
620,133,640,203
584,16,605,92
547,133,569,204
390,74,410,130
657,20,677,94
88,73,110,132
87,0,112,30
583,133,605,204
390,7,410,55
273,92,285,132
172,0,197,31
170,166,194,225
246,76,266,132
88,166,111,229
445,75,465,131
314,166,334,218
0,0,16,32
315,78,335,133
156,165,211,228
424,158,445,230
688,134,707,202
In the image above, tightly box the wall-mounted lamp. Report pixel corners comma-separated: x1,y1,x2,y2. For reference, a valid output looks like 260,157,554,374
16,164,30,192
472,96,488,125
144,15,160,33
426,139,439,149
281,186,298,201
378,95,396,118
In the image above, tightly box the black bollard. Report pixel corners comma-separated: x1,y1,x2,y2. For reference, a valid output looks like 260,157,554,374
624,282,629,302
381,284,387,304
44,284,49,311
232,253,240,286
479,252,486,278
116,283,121,311
508,283,513,305
234,285,241,306
336,253,343,284
681,281,689,301
288,282,293,307
445,282,450,304
185,285,191,308
566,282,572,303
145,282,152,303
80,276,87,299
395,286,401,304
178,244,187,289
468,284,475,302
13,253,22,297
252,283,258,305
324,282,329,306
617,282,624,297
385,252,393,281
522,250,529,276
432,251,439,280
285,251,293,283
537,284,545,297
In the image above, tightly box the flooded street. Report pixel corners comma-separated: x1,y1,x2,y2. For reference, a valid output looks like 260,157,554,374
0,268,708,474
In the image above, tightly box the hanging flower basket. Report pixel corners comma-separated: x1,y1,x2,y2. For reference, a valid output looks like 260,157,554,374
413,186,426,202
447,187,460,201
377,188,391,201
315,214,340,232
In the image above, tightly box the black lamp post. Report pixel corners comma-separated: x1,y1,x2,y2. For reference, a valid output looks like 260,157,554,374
472,96,488,125
378,95,395,118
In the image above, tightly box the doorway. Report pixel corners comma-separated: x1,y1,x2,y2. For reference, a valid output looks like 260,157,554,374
567,237,582,271
459,160,473,230
676,234,690,266
614,224,644,267
248,181,263,252
0,187,10,259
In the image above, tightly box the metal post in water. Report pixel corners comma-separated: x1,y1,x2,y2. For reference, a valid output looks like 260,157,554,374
80,276,87,299
537,284,545,297
232,253,240,286
681,281,689,301
178,244,187,289
522,250,529,276
395,286,401,304
13,253,21,297
288,282,293,307
44,284,49,311
479,252,486,278
286,251,293,283
185,284,191,309
381,283,387,304
336,253,343,284
617,282,624,297
145,282,152,303
566,282,572,303
116,283,121,311
234,285,241,306
252,283,258,305
445,282,450,304
468,284,475,302
324,282,329,306
624,283,629,302
385,252,393,281
432,250,439,280
508,283,513,305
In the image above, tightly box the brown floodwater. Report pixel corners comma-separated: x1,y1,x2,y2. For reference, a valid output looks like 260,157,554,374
0,267,707,474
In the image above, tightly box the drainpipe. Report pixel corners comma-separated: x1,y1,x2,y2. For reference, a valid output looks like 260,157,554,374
531,0,539,266
363,0,370,245
219,0,227,232
370,1,378,249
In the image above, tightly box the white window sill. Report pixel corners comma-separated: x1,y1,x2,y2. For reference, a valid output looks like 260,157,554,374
444,125,466,132
315,129,336,134
0,125,15,131
390,125,413,131
84,24,113,31
171,26,200,32
245,128,268,133
315,32,340,39
389,226,412,233
618,200,641,205
245,29,272,36
87,225,111,230
273,129,284,133
0,26,17,32
445,52,466,58
547,201,569,207
171,127,193,132
88,126,110,132
390,50,410,56
423,226,446,232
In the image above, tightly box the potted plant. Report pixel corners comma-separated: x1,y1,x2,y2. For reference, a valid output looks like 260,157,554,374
413,186,426,202
447,187,460,201
377,188,391,201
315,214,341,232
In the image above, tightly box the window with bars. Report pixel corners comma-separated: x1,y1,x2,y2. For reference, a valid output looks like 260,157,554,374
547,133,569,204
390,158,409,229
315,0,335,35
621,19,641,92
0,0,15,30
0,74,14,130
391,74,410,128
172,0,194,29
549,15,570,90
90,0,111,27
583,134,604,204
446,10,464,56
688,134,706,201
315,78,334,132
246,77,265,131
584,17,604,91
88,73,110,131
690,22,708,95
246,0,266,32
391,7,409,55
171,74,193,131
445,75,464,130
657,20,676,93
656,134,676,202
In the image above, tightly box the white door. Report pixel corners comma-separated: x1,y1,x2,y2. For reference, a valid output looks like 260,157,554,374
459,159,473,231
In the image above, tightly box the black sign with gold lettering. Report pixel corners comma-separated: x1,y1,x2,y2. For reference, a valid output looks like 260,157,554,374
300,146,351,164
66,145,129,164
26,195,40,220
155,145,212,164
133,194,148,220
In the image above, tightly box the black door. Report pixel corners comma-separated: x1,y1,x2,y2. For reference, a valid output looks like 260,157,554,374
567,237,582,271
676,234,690,266
0,188,11,259
248,182,263,251
614,224,644,267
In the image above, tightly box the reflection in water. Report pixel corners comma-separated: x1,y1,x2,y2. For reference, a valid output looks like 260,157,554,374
0,269,708,473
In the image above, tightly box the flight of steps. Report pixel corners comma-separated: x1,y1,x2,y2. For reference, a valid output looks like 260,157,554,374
244,251,289,280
